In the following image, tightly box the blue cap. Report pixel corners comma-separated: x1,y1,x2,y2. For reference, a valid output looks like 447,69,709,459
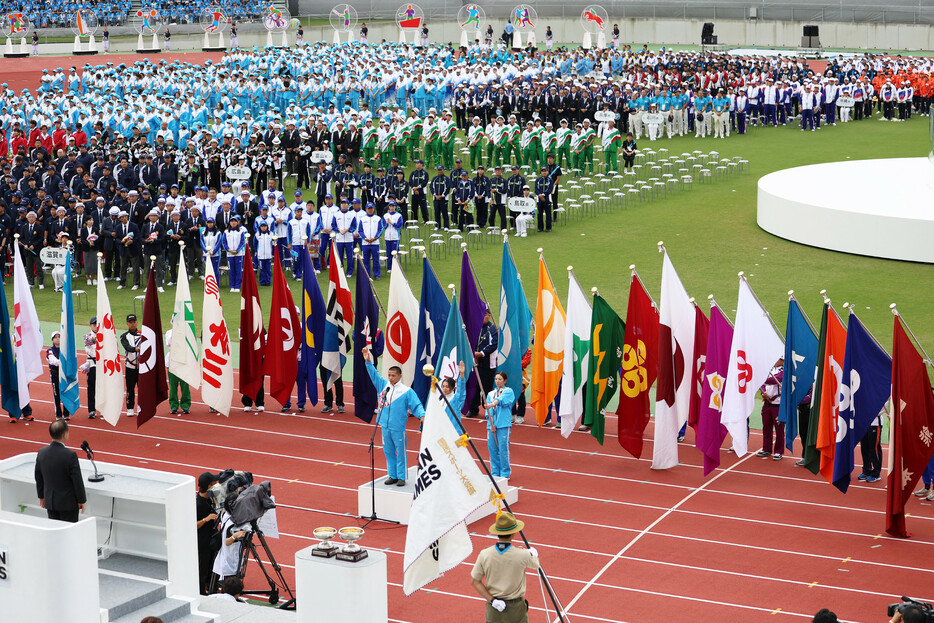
294,190,302,196
205,217,215,223
325,194,333,199
366,202,375,209
352,198,361,204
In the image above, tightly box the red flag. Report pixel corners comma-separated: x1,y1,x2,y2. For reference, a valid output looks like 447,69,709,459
138,264,168,426
886,316,934,538
239,244,265,399
264,246,300,405
616,274,659,458
815,309,847,483
687,304,710,431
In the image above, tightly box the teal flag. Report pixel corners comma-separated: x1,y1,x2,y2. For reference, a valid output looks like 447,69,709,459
496,242,532,397
59,250,81,415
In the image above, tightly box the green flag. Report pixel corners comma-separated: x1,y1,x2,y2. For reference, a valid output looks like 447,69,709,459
583,294,626,444
802,302,828,474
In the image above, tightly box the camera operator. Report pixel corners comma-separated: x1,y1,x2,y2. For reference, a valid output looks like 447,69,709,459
212,498,249,586
196,472,220,595
891,606,928,623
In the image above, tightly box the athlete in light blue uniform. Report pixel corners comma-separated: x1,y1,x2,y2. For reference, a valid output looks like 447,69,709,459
485,371,517,478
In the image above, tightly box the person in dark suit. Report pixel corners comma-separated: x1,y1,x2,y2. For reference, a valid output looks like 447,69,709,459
141,209,166,290
35,419,87,523
17,210,45,288
116,211,141,289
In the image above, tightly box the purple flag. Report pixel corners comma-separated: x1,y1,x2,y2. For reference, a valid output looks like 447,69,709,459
459,250,488,413
696,304,733,476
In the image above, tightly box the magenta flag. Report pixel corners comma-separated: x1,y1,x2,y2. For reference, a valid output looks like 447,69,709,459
696,304,734,476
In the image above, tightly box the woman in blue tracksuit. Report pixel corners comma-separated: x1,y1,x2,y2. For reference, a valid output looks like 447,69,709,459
440,361,466,430
485,371,516,478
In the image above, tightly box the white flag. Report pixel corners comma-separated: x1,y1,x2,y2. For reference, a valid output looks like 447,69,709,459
403,381,493,595
558,272,592,438
13,245,43,408
94,262,125,426
720,278,785,456
383,262,419,386
169,254,201,388
652,252,696,470
201,259,233,416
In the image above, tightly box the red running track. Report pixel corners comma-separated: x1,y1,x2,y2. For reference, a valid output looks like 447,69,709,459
2,360,932,623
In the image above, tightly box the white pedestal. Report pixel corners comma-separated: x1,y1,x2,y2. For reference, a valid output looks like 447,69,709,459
347,30,354,43
280,30,289,47
88,34,96,51
151,32,159,49
514,31,523,49
0,511,99,622
204,31,210,48
357,465,518,525
399,30,406,44
295,547,387,623
528,31,536,47
73,34,81,52
266,29,274,47
0,452,199,599
582,32,592,49
4,39,12,54
597,32,606,49
460,30,468,47
18,37,26,54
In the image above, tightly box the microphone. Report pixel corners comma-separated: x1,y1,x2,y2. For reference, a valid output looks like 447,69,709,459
81,440,105,483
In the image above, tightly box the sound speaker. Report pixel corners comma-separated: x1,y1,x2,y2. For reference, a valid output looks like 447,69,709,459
701,22,714,45
803,25,819,37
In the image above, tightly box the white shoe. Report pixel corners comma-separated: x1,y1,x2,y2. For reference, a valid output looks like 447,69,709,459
93,280,98,285
131,285,139,290
38,284,44,290
157,287,165,293
257,406,265,412
243,406,253,412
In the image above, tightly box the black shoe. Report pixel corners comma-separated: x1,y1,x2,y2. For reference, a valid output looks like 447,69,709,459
88,412,96,419
297,407,305,413
281,406,290,413
321,404,333,413
467,411,479,418
383,478,398,485
171,409,178,415
182,409,190,414
396,480,406,487
337,405,345,413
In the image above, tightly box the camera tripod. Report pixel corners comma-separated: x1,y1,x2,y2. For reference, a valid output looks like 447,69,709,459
236,520,296,610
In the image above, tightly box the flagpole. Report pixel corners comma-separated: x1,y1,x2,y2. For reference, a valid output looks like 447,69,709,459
843,303,892,358
423,365,571,623
890,304,933,366
787,290,817,334
354,251,387,319
422,249,446,296
707,294,735,327
630,264,658,309
738,271,784,341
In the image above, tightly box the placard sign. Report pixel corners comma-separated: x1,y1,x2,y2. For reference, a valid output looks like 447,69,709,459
642,112,665,125
312,150,334,164
39,247,69,266
836,96,855,108
594,110,616,122
508,197,536,213
225,165,252,180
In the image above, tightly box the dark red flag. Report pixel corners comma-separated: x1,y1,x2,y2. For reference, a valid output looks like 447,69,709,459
264,245,300,405
687,304,710,431
886,316,934,538
239,244,265,399
616,274,659,458
138,263,168,427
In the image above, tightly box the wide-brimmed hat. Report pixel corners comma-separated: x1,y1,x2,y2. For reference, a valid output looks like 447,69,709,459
489,512,524,536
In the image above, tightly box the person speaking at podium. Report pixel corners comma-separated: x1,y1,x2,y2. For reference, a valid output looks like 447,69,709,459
35,420,87,523
362,347,425,487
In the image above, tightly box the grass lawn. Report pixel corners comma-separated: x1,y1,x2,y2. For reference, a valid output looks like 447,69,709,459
5,114,933,367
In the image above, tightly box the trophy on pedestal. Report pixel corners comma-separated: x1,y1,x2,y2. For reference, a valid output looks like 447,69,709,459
336,526,369,562
311,527,339,558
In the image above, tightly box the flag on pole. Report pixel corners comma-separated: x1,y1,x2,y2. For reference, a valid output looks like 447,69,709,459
402,378,493,595
323,242,354,390
779,298,818,453
616,272,659,458
265,245,301,405
0,279,20,420
652,251,695,470
687,304,710,431
696,303,734,475
720,278,785,457
413,256,450,402
437,294,474,394
299,245,325,406
94,262,124,426
496,241,532,399
802,302,830,474
558,270,592,438
831,313,892,493
886,314,934,538
201,257,233,415
530,253,565,426
384,260,420,386
353,257,382,422
583,293,626,444
59,249,81,416
137,263,168,426
169,249,201,388
13,245,43,412
460,249,488,412
239,244,265,400
810,305,847,482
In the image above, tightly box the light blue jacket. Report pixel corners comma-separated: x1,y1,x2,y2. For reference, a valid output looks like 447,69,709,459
367,362,426,430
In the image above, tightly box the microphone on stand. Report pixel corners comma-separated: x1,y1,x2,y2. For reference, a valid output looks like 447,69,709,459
81,440,105,483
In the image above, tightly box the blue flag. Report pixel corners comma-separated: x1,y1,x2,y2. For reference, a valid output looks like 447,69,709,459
59,250,81,415
437,294,475,425
832,314,892,493
460,250,488,413
353,257,383,423
496,241,532,398
780,298,819,453
412,256,450,403
0,280,20,420
300,246,326,407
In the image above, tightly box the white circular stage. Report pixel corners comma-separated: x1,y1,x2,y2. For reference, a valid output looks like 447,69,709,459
757,157,934,263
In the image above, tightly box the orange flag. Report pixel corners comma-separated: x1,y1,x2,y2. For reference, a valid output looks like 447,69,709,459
530,254,566,426
815,308,847,483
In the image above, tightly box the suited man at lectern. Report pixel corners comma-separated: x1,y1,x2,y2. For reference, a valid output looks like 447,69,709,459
35,419,87,523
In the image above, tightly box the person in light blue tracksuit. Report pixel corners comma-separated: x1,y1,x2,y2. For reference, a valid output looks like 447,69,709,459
485,371,516,478
364,350,426,486
440,361,466,430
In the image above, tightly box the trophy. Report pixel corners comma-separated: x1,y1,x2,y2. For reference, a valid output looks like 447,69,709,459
336,526,368,562
312,526,339,558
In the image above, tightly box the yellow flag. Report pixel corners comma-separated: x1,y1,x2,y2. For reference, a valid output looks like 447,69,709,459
531,255,567,426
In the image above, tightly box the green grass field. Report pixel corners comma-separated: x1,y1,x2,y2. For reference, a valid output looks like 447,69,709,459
5,114,933,366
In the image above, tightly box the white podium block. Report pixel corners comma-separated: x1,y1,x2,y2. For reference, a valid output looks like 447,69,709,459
460,30,468,47
514,31,523,49
597,32,606,49
19,37,27,54
0,510,99,623
358,466,518,525
399,30,406,44
204,31,211,48
280,30,289,47
88,34,96,51
528,31,536,47
582,32,592,50
347,30,355,43
73,35,81,52
266,29,274,48
296,547,387,623
4,38,12,54
151,32,159,49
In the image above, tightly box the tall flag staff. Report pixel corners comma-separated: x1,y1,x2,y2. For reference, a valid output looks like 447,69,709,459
530,247,565,427
459,242,492,412
779,290,819,455
695,295,734,475
558,265,592,438
412,251,451,402
421,362,572,622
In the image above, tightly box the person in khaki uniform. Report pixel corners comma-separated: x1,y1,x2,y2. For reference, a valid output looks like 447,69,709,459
471,512,540,623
